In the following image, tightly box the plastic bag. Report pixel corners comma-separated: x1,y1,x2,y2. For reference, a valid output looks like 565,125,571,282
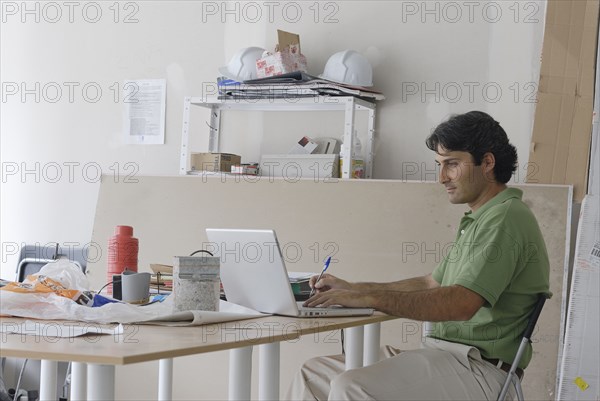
33,258,90,290
1,259,92,305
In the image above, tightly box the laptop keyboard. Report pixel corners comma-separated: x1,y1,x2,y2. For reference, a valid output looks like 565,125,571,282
297,302,342,311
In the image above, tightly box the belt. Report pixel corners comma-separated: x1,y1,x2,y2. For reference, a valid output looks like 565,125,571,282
482,357,524,380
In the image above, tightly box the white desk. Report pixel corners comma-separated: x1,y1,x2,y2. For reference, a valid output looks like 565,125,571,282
1,313,395,400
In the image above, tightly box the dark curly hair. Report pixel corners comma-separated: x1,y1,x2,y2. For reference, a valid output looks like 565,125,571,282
425,111,518,184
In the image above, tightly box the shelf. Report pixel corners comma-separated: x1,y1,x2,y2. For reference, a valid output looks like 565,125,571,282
181,95,377,179
188,96,376,112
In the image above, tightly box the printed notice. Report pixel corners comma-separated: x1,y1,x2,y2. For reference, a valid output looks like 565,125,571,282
124,79,166,144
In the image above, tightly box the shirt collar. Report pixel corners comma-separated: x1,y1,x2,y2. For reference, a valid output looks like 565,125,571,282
463,187,523,220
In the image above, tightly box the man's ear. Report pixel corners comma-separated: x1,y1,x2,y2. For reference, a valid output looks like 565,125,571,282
482,152,496,177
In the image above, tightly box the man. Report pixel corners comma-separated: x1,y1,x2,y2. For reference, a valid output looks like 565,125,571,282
287,111,550,400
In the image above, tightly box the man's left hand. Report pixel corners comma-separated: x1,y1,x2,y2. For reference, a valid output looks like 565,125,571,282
303,289,372,308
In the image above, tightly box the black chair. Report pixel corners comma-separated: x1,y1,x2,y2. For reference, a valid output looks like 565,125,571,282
497,293,549,401
16,243,87,282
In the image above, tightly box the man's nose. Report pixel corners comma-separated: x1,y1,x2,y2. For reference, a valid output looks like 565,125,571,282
438,166,448,184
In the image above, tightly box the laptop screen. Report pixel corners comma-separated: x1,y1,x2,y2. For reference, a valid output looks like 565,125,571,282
205,228,300,315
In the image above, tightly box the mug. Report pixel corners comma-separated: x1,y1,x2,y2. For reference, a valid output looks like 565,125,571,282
121,271,151,304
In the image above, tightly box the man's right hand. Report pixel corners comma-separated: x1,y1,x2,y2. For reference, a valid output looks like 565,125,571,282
309,273,353,293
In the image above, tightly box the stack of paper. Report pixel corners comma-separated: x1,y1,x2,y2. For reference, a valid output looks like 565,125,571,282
217,72,385,101
150,264,173,294
288,272,314,282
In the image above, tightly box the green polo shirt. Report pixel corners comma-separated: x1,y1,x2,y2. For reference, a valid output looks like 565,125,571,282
430,187,550,369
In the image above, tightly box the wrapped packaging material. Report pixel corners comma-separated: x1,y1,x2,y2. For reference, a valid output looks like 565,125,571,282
256,44,307,78
256,30,307,78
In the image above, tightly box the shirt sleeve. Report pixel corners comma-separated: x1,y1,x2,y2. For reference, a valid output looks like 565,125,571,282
452,227,520,307
432,261,445,284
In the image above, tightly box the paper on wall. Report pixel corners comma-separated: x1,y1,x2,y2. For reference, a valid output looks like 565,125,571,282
124,79,166,144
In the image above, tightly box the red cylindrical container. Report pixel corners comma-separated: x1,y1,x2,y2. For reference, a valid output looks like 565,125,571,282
107,225,138,293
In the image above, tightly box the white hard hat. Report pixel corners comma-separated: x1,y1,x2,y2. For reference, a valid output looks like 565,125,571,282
319,50,373,87
219,47,266,82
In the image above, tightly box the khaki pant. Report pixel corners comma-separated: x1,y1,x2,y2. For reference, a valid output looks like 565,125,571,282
286,339,517,400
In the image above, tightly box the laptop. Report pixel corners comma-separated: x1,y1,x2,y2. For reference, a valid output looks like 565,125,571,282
205,228,374,317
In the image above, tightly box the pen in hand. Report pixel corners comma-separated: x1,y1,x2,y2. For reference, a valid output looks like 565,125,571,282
309,256,332,298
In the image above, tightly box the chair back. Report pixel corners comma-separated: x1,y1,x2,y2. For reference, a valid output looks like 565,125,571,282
497,293,549,401
16,244,88,282
523,294,549,341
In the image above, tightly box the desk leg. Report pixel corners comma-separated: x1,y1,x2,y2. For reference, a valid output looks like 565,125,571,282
345,326,364,370
87,364,115,401
158,358,173,401
40,360,58,401
363,323,381,366
229,346,253,401
70,362,87,401
258,342,279,400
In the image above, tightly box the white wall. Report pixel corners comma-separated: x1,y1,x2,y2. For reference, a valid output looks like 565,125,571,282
1,1,230,277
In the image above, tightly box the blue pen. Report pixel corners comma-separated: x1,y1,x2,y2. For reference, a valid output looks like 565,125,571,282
309,256,332,298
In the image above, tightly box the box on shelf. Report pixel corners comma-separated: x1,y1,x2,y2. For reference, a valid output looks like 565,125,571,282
231,163,259,175
190,153,241,173
256,30,307,78
289,136,318,154
260,154,339,180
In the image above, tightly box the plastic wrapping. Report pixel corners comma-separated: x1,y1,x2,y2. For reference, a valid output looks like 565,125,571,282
1,259,92,304
0,259,150,323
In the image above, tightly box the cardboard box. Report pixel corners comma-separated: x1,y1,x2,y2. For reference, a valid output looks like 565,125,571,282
256,30,307,78
231,163,259,175
527,0,599,201
190,153,241,173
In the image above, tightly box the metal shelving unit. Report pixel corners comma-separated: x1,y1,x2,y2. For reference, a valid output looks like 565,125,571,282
180,96,377,179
